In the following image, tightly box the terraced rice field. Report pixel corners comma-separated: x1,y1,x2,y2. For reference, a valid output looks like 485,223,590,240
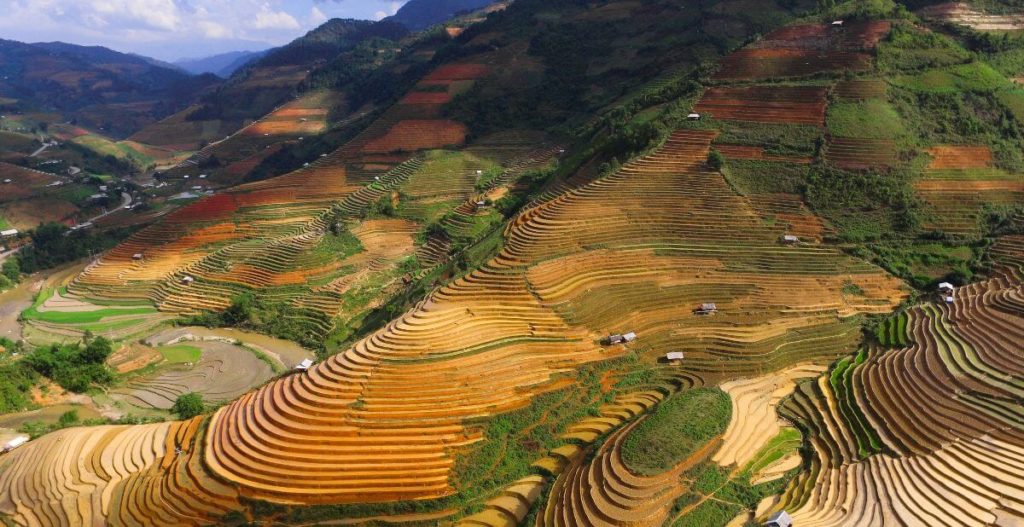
824,136,898,170
919,2,1024,32
112,341,273,410
695,86,828,126
916,145,1024,235
0,129,905,524
714,21,888,80
770,235,1024,525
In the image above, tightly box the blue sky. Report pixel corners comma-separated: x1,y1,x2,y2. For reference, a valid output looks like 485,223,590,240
0,1,409,61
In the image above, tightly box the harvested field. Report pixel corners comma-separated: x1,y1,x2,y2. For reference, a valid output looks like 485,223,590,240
926,145,994,170
715,49,872,80
362,120,468,153
0,129,904,524
833,79,888,100
715,145,812,164
0,418,241,527
112,341,273,410
422,63,490,81
775,237,1024,525
916,144,1024,235
824,137,898,169
695,86,827,126
714,364,825,468
919,2,1024,31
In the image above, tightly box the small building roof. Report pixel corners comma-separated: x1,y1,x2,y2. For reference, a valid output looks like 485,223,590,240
832,19,844,26
132,253,143,259
0,229,18,237
945,295,955,304
700,303,718,311
623,332,637,342
687,113,701,119
181,275,195,283
666,351,685,360
938,282,955,291
766,510,792,527
782,234,800,242
296,359,314,370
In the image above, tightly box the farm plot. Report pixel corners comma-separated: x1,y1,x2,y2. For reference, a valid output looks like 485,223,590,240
919,2,1024,32
714,20,888,80
915,144,1024,236
774,238,1024,526
112,341,273,410
0,129,903,524
0,418,241,527
695,85,828,126
824,137,898,170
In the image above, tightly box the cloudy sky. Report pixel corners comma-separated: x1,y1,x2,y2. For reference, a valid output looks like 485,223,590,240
0,1,409,61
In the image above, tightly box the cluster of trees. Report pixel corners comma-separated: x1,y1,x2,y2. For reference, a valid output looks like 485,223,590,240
24,334,115,393
186,293,326,349
15,223,133,274
0,259,19,291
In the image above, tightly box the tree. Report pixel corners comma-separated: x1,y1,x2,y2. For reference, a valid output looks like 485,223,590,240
1,259,19,282
81,336,113,364
707,149,725,171
172,392,205,419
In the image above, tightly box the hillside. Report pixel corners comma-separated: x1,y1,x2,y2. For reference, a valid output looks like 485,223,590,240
0,40,218,137
131,18,410,150
387,0,500,30
0,0,1023,526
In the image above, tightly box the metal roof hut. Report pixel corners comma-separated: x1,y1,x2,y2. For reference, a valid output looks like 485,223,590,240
938,282,955,294
781,234,800,244
765,510,793,527
696,303,718,315
132,253,144,260
295,359,314,371
180,275,195,285
687,113,702,121
666,351,685,363
622,332,637,342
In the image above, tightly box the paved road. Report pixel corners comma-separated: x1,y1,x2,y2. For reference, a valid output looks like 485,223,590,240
89,192,132,223
29,142,55,158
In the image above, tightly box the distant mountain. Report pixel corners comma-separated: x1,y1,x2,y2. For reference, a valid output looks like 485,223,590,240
0,39,219,137
386,0,498,30
185,19,409,122
175,50,268,78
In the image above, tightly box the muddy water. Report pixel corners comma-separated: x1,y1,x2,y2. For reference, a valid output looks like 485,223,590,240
0,278,36,341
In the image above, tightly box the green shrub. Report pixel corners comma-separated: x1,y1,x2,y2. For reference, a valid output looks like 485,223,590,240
620,388,731,475
707,149,725,171
172,392,205,419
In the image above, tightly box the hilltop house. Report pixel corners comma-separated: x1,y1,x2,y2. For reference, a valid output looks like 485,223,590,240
696,303,718,315
607,332,637,345
765,510,792,527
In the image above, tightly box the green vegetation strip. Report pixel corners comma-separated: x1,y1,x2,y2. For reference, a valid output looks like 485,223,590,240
620,388,731,476
159,345,202,364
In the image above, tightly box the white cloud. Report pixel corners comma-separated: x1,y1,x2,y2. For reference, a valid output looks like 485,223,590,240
373,10,388,21
309,6,328,26
250,3,301,30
